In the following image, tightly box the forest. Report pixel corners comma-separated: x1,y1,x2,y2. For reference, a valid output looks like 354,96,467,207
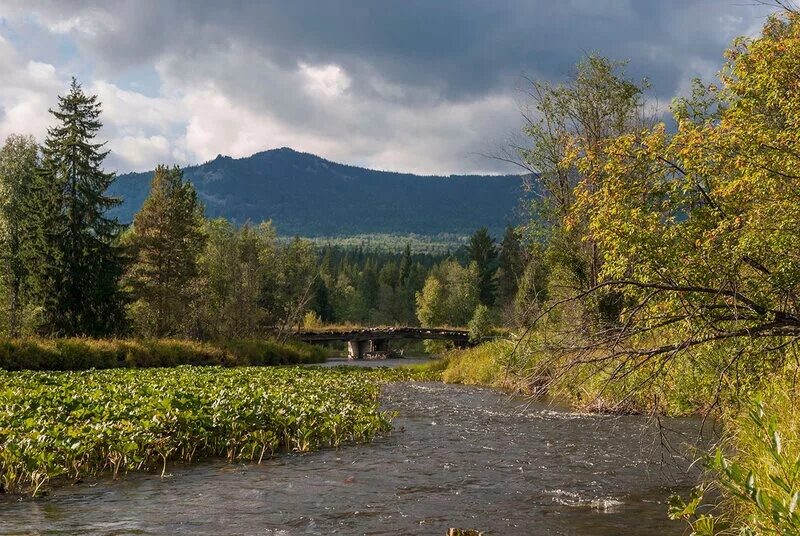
0,83,522,341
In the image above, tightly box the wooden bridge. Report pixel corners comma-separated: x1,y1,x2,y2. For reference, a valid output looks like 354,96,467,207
295,327,470,359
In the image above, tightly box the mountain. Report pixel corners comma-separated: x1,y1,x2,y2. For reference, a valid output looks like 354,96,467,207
109,148,526,237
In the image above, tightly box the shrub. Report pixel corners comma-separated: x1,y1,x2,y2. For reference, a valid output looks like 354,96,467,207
303,311,323,329
669,396,800,535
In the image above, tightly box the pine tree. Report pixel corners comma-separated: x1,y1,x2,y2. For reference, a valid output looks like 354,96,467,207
0,134,39,336
124,165,206,337
398,244,412,287
31,78,125,336
360,259,380,311
497,224,523,304
467,227,498,306
311,278,334,322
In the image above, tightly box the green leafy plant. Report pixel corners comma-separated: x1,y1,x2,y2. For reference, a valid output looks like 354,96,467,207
0,365,436,496
670,400,800,535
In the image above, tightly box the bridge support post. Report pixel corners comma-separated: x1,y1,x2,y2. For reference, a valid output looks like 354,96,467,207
371,339,388,352
347,340,370,359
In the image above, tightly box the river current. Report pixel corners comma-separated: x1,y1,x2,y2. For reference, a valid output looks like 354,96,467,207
0,363,704,535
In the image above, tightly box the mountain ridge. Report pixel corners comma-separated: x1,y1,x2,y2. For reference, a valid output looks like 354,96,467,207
109,147,527,237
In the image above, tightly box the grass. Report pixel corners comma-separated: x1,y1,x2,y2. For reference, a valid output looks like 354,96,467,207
0,337,327,371
438,340,515,388
434,337,732,416
0,364,438,496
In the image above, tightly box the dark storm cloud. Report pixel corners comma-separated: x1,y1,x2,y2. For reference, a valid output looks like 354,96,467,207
0,0,778,174
15,0,770,100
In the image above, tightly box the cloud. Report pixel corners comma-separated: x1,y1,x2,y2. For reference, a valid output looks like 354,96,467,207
0,34,63,142
0,0,779,174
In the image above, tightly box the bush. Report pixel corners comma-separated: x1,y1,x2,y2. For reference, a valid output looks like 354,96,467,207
468,304,493,343
303,311,323,329
669,395,800,535
0,338,326,371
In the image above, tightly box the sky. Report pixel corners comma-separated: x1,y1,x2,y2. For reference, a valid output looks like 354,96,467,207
0,1,776,175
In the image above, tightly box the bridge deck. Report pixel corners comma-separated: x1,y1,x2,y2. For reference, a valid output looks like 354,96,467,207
295,327,469,343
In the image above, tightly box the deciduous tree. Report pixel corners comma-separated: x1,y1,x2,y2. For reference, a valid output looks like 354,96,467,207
0,134,39,336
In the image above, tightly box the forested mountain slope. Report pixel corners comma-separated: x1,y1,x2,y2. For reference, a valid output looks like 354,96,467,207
110,148,526,236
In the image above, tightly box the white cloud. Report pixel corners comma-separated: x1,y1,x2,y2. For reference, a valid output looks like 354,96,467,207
109,134,171,170
298,62,351,98
91,80,185,132
0,35,63,142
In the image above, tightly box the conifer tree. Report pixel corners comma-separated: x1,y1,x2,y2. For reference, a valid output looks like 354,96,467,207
31,78,125,336
497,224,523,304
467,227,498,306
125,165,205,337
398,244,412,287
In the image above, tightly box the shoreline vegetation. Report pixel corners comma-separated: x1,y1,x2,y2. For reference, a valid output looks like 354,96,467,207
0,338,327,371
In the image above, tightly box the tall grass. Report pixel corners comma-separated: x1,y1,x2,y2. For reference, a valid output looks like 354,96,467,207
0,338,326,371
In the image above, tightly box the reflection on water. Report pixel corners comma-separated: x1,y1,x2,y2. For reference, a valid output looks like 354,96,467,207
0,379,704,535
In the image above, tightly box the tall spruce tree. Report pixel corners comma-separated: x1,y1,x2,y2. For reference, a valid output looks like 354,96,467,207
0,134,39,336
398,244,412,287
31,78,125,336
497,224,523,304
125,165,205,337
467,227,498,306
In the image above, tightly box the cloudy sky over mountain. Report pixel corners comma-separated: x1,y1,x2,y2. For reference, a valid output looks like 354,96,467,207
0,1,775,174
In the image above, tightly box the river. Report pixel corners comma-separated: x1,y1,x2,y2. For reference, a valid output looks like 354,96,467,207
0,362,704,535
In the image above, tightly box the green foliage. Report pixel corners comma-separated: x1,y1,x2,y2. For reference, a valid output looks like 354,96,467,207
29,78,126,337
0,365,431,496
670,398,800,536
518,54,648,305
514,242,550,323
467,227,498,306
124,165,206,337
416,260,480,327
468,304,493,343
303,310,323,329
0,134,39,337
497,224,524,306
558,10,800,394
195,219,281,338
667,485,728,536
299,233,469,255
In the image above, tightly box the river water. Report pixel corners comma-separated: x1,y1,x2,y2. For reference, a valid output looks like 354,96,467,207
0,365,704,535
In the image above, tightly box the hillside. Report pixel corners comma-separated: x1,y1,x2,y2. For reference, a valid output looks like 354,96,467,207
110,148,526,236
